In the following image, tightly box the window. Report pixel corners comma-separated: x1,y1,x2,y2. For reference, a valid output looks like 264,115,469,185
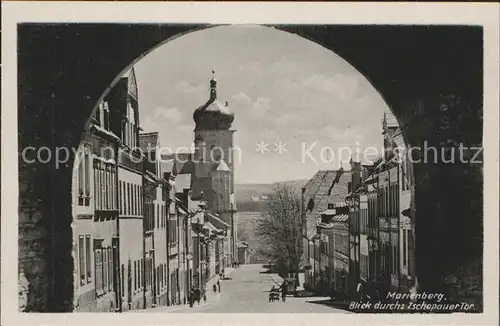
79,236,86,285
110,167,115,210
139,186,143,215
103,249,108,291
137,185,140,216
95,248,103,294
168,218,178,245
78,153,84,203
123,182,127,215
157,266,161,294
108,247,114,291
145,258,149,289
157,204,160,229
127,183,131,215
396,184,400,216
393,184,397,216
84,152,90,205
77,149,91,206
132,185,135,215
134,261,137,290
85,236,91,282
159,265,163,289
119,181,123,214
139,259,142,290
136,185,139,215
347,182,352,194
99,166,104,210
121,264,125,297
403,230,407,267
135,185,138,216
94,161,98,210
102,102,110,130
93,245,113,295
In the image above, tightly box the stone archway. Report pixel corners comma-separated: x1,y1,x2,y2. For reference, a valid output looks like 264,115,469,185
18,24,483,311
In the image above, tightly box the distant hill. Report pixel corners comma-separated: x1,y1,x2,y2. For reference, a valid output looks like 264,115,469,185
235,179,308,212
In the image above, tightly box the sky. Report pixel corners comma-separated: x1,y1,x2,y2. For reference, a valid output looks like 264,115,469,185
133,25,389,184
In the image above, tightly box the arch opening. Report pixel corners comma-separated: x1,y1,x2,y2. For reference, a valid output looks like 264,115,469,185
17,23,483,312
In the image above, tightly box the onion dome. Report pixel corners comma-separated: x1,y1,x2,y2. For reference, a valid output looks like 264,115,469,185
193,71,235,130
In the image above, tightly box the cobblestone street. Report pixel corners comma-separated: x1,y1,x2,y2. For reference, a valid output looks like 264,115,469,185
142,264,347,313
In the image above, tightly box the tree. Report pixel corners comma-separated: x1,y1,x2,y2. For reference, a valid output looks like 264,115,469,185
255,184,302,279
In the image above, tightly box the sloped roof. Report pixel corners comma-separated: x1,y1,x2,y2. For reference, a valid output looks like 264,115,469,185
393,128,406,150
160,159,174,175
175,173,191,192
303,170,351,220
319,208,336,216
206,212,230,228
332,214,349,223
215,159,231,172
144,173,156,184
145,170,160,182
384,108,399,128
122,67,138,100
161,153,194,176
203,221,220,233
139,132,159,152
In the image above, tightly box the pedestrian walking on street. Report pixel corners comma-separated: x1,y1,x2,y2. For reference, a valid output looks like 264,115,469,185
217,280,221,293
357,281,366,302
213,283,217,294
281,282,288,303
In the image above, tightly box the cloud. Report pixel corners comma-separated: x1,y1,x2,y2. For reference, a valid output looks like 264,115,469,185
274,112,301,127
232,92,272,119
154,106,183,124
140,116,158,133
232,91,252,105
251,97,272,118
320,125,367,153
322,125,364,141
280,73,360,101
238,62,262,73
177,124,193,132
173,81,205,95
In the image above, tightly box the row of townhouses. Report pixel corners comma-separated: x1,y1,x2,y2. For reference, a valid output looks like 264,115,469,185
302,109,415,299
71,68,238,312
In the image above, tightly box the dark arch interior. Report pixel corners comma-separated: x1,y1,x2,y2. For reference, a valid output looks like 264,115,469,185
18,23,483,311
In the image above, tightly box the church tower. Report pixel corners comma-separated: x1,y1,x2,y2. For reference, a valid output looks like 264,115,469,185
193,71,236,194
192,71,236,225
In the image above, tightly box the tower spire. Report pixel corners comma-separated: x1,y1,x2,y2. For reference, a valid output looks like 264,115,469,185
210,70,217,100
